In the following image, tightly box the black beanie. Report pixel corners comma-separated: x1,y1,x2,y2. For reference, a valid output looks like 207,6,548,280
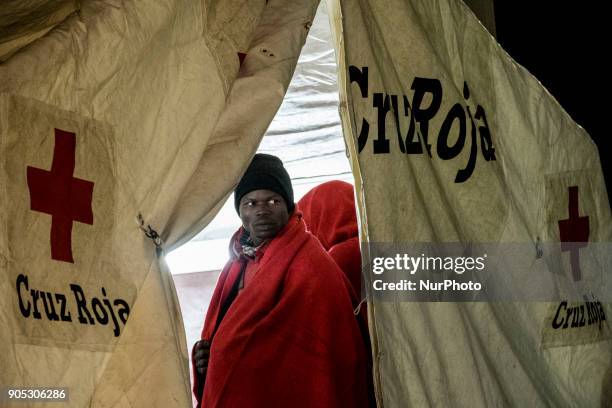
234,153,295,214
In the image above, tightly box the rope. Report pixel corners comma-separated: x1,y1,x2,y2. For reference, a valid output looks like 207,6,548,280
354,297,367,316
137,213,163,248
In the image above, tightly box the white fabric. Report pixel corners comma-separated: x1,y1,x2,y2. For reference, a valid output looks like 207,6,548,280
0,0,317,406
331,0,612,406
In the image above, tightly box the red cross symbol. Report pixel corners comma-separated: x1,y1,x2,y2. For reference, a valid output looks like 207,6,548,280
557,186,589,281
27,128,94,263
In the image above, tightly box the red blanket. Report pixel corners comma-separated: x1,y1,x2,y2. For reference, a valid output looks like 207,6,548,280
298,181,361,295
195,213,368,407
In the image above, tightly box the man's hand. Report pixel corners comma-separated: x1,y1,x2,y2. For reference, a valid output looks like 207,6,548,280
193,339,211,376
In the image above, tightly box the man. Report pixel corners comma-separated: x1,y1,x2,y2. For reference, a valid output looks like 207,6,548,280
192,154,369,408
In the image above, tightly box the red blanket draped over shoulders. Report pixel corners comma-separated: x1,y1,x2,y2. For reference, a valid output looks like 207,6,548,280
194,213,368,408
298,180,361,295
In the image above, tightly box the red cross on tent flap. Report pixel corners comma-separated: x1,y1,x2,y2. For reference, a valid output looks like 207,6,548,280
27,128,94,263
557,186,589,281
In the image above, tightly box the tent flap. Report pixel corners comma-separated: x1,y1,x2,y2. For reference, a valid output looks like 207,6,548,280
0,0,318,405
333,0,612,406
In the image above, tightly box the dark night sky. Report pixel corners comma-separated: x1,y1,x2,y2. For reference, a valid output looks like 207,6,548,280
493,1,610,202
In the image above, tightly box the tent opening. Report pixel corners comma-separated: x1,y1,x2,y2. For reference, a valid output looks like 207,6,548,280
166,2,351,277
165,2,353,390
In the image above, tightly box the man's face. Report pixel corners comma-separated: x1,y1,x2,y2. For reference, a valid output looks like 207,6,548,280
239,189,290,246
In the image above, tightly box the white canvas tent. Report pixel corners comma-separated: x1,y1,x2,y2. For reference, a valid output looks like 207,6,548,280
1,0,610,407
